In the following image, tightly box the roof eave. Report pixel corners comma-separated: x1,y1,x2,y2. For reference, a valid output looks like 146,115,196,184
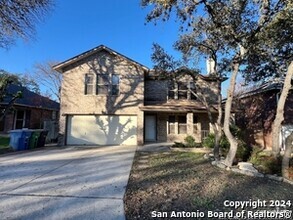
53,45,149,73
0,102,59,111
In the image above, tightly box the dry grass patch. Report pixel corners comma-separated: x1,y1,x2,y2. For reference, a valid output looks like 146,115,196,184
124,152,293,219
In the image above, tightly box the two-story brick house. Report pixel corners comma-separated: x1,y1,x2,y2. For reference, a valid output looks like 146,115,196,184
54,45,219,146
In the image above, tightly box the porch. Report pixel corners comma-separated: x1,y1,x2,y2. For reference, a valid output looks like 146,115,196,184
142,111,214,144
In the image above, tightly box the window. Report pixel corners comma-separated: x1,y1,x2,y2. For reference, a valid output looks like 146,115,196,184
168,116,175,134
168,81,196,100
97,74,109,95
178,115,187,134
111,74,120,95
96,74,120,95
178,82,187,100
85,74,94,95
189,82,197,100
168,82,176,99
168,115,187,134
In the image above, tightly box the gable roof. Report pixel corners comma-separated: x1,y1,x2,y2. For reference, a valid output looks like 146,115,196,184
53,45,149,73
1,84,60,110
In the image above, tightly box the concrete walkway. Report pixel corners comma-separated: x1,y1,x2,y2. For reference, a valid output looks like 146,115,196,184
0,145,136,220
137,142,172,152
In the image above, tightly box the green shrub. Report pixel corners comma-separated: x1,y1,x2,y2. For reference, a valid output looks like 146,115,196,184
236,140,251,162
253,156,281,175
249,147,282,175
202,133,215,148
202,132,250,161
184,135,196,148
248,146,265,164
202,133,229,150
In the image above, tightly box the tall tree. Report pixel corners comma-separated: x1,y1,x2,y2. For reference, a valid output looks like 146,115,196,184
243,1,293,158
0,0,53,48
151,44,222,151
0,70,22,121
142,0,288,166
174,17,230,160
34,61,62,102
0,70,42,121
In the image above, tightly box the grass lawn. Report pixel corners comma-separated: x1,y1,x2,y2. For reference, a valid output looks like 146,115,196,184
124,152,293,219
0,136,12,154
0,136,10,146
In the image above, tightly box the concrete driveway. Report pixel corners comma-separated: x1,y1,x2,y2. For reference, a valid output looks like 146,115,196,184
0,145,136,220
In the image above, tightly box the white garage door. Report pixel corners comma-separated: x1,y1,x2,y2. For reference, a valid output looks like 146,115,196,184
67,115,137,145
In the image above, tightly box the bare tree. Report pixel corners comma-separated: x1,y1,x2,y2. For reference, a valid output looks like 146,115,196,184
34,61,62,102
0,0,53,48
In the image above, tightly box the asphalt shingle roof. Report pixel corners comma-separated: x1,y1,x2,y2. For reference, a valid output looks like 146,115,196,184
1,84,59,110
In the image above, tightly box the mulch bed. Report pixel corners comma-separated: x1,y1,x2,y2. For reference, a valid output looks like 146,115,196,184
124,151,293,219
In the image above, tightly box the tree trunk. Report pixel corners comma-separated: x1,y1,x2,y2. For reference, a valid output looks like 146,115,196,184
214,79,223,161
271,61,293,157
223,60,240,167
214,129,221,160
282,132,293,179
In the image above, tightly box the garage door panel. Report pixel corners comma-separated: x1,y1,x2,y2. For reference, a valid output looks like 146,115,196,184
67,115,137,145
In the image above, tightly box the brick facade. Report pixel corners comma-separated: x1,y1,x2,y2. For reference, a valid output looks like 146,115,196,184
235,89,293,149
0,107,56,133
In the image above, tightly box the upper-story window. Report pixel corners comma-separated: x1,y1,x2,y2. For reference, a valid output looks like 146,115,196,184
111,74,120,95
85,73,94,95
178,82,188,100
96,74,120,96
168,81,197,100
97,74,109,95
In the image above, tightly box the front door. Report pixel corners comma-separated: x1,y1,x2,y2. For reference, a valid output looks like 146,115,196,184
145,115,156,141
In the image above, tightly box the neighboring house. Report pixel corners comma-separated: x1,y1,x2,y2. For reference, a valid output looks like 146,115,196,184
54,45,220,146
235,79,293,150
0,84,60,140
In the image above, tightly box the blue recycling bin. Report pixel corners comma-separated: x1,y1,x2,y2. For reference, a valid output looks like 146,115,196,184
9,129,33,151
19,130,33,150
9,130,23,151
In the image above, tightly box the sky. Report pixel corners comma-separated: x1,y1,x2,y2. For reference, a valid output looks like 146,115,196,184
0,0,230,97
